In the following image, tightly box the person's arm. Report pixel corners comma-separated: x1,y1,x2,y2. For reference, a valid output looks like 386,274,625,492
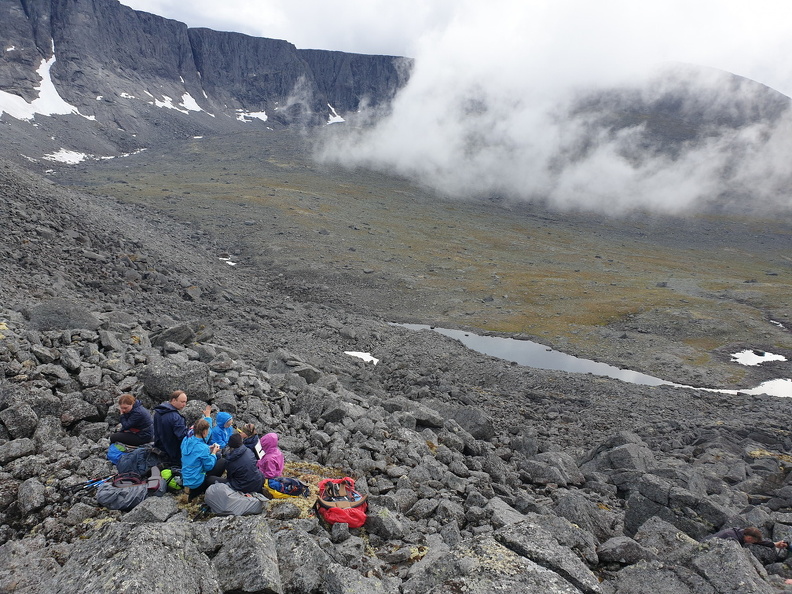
122,408,143,433
200,444,220,471
173,414,189,440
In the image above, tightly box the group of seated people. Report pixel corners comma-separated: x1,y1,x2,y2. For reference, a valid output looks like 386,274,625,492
110,390,284,500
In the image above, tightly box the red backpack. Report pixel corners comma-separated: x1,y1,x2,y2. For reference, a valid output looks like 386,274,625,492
314,477,368,528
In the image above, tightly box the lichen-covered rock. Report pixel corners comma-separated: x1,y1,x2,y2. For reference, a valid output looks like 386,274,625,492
0,403,38,438
46,522,220,593
210,516,282,594
402,533,584,594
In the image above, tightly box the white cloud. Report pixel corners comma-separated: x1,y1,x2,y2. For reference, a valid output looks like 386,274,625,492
310,1,792,214
116,1,792,214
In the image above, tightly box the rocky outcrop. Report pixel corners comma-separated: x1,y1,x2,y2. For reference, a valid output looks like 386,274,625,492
0,0,410,161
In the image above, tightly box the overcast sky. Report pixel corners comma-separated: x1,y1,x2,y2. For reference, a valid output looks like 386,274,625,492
120,0,792,96
119,0,792,213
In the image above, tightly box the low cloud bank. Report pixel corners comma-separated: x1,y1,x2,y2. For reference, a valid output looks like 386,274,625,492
314,2,792,216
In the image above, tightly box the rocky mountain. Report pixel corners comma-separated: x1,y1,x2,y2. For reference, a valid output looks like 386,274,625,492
0,0,409,163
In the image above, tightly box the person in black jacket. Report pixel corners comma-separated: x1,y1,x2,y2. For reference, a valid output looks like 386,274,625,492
706,526,788,551
706,526,790,566
239,423,260,457
110,394,153,446
152,390,190,467
224,433,264,494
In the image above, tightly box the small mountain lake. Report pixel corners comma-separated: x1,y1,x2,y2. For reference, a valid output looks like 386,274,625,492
398,324,792,398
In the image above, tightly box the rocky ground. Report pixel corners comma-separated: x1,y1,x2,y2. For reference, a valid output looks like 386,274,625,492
2,142,792,593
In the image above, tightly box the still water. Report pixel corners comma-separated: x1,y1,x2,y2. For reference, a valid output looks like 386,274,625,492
398,324,792,398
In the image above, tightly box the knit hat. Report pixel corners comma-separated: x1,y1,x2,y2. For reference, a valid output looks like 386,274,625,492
228,433,243,449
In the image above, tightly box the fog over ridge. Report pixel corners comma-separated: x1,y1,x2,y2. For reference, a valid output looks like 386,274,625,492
313,3,792,216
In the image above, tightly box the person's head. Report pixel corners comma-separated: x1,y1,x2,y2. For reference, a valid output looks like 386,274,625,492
240,423,256,438
170,390,188,410
260,432,279,451
118,394,135,415
743,527,763,544
193,418,210,439
228,433,243,449
216,411,233,429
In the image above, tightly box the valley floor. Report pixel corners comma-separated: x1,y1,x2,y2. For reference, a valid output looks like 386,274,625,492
53,129,792,392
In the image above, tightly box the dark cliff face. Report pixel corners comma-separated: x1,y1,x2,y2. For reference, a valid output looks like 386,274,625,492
187,28,323,125
0,0,411,161
299,49,411,115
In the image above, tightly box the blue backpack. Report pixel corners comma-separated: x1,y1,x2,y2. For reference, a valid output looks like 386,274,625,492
107,443,127,465
264,477,310,499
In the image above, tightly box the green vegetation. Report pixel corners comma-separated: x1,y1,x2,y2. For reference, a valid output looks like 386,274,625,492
60,130,792,382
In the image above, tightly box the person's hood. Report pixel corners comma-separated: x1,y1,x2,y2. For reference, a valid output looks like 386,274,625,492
154,402,178,414
216,411,233,428
260,432,279,452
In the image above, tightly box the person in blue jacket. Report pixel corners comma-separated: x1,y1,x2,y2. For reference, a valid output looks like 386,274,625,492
209,411,235,448
110,394,153,446
152,390,190,466
182,418,227,500
224,433,264,494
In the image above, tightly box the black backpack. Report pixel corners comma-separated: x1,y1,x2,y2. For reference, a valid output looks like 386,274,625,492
115,445,160,475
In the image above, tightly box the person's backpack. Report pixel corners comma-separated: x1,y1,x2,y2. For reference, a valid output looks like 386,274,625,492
161,468,183,492
314,477,368,528
264,477,310,499
204,483,266,516
95,470,165,510
96,473,148,511
115,445,159,475
106,443,127,465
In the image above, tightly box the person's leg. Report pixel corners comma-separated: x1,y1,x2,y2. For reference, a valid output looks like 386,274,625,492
110,432,150,446
207,457,227,478
206,475,227,487
188,475,227,498
188,476,210,500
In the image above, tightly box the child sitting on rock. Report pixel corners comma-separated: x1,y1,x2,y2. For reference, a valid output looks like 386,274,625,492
257,432,285,478
239,423,260,453
209,411,235,448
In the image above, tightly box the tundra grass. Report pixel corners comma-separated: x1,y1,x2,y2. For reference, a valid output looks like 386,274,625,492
59,130,792,375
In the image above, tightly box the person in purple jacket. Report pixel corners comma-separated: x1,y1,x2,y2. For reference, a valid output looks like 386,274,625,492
256,432,285,478
110,394,153,446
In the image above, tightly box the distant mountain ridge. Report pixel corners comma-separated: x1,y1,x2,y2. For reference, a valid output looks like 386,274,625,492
0,0,410,164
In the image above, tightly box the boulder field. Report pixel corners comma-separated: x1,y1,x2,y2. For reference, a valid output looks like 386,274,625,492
3,159,792,592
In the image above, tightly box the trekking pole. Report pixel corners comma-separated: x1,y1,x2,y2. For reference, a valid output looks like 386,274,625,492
66,474,115,494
